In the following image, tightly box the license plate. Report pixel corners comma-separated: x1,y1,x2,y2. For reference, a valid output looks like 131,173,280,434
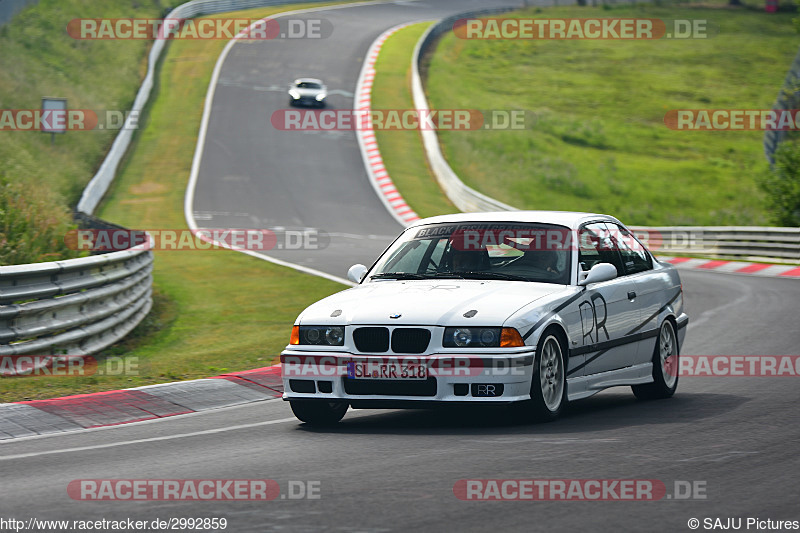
346,361,428,380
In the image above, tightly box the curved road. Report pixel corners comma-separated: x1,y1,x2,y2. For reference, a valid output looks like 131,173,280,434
191,0,521,277
2,1,799,532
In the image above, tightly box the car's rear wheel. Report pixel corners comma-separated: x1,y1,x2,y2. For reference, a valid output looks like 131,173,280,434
289,400,348,425
520,330,567,422
632,320,679,400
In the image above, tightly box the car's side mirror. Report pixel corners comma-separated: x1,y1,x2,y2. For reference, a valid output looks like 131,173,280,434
578,263,617,286
347,264,367,283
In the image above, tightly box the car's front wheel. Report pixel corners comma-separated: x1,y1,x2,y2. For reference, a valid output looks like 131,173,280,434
632,319,679,400
289,400,348,425
521,330,567,422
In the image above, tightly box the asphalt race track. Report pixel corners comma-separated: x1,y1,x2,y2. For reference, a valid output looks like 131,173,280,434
2,1,799,532
191,0,525,277
1,272,800,532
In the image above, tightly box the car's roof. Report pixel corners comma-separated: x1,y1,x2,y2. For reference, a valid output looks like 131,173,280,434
406,211,623,231
293,77,324,85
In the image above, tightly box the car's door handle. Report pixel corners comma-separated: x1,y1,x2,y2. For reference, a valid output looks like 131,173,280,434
627,291,637,300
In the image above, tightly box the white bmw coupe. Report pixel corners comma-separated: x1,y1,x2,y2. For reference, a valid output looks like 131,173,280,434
287,77,327,108
281,211,688,425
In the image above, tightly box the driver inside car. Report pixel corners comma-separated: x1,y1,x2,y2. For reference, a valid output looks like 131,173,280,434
450,249,487,272
517,249,559,275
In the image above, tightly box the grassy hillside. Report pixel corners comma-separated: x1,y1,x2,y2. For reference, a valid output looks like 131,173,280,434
0,0,180,205
425,3,799,225
0,0,182,264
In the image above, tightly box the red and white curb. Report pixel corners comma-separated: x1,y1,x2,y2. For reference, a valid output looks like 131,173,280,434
0,365,283,439
659,256,800,278
355,23,420,227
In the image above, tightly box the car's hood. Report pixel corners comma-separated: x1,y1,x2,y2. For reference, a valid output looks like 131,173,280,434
297,280,571,326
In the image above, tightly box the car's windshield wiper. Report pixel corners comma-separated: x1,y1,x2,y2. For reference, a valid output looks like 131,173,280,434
370,272,426,280
371,272,467,280
452,271,530,281
370,271,527,281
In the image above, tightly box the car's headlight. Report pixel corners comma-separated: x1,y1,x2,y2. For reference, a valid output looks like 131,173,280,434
443,327,525,348
315,92,326,101
288,89,300,99
290,325,345,346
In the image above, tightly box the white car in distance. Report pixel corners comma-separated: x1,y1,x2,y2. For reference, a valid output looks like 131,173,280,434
288,78,327,107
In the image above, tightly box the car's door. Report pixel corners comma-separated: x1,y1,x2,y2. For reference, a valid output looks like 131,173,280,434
607,223,666,366
575,222,642,375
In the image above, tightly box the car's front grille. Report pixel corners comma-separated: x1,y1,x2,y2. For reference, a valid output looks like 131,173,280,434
353,327,432,354
353,327,390,352
391,328,431,354
343,377,437,397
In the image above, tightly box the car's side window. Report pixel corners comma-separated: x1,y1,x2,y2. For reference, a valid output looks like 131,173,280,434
610,224,652,274
578,223,624,276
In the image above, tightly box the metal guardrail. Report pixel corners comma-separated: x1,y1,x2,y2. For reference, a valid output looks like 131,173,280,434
764,44,800,164
76,0,335,215
631,227,800,262
412,11,800,264
0,246,153,356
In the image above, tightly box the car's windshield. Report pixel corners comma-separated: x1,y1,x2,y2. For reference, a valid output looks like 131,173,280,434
370,222,572,285
296,82,322,89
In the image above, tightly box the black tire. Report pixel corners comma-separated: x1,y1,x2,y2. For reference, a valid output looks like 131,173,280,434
632,320,679,400
290,400,348,425
517,330,567,422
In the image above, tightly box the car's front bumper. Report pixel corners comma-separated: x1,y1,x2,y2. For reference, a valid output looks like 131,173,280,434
280,350,536,406
290,96,324,106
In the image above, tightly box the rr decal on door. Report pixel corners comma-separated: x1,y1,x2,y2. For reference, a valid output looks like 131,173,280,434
579,293,609,344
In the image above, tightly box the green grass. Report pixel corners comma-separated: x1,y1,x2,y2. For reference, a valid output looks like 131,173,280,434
0,4,348,402
0,0,184,264
422,3,799,225
0,0,182,206
371,22,458,218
